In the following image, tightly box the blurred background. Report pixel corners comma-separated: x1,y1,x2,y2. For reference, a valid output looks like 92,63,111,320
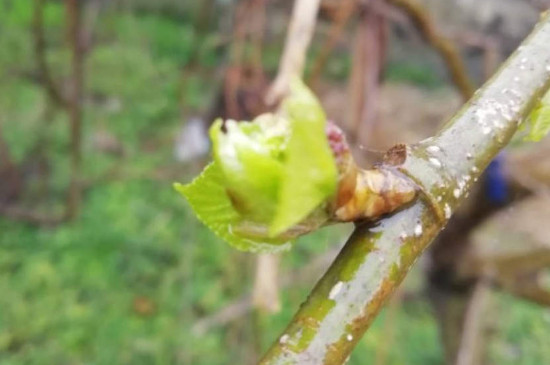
1,0,550,364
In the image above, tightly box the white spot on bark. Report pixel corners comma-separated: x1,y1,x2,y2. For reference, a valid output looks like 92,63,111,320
280,334,290,344
329,281,344,300
414,224,423,237
429,157,442,168
427,145,441,153
444,204,452,219
347,334,353,341
453,188,461,198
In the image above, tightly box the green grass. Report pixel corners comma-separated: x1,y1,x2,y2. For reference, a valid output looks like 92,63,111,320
385,61,445,89
0,2,549,364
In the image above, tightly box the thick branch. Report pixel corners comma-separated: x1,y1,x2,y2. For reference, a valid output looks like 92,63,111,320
259,14,550,365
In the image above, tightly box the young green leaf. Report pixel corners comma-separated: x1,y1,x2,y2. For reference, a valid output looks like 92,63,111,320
175,79,338,251
269,79,338,235
514,90,550,143
524,90,550,142
174,163,291,253
210,117,286,223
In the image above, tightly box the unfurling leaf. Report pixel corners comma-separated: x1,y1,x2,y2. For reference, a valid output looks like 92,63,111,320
209,115,286,223
270,79,338,235
175,79,417,252
175,79,337,252
174,163,291,253
518,90,550,142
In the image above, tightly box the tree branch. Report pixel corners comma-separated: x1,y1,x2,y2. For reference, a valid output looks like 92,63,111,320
456,280,491,365
346,1,387,147
308,0,356,87
388,0,475,100
64,0,85,221
193,247,342,335
259,13,550,365
33,0,68,107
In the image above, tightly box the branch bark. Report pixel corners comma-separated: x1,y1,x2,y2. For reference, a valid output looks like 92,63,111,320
259,13,550,365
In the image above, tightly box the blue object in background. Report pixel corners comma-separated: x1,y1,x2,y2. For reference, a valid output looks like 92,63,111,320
485,153,508,205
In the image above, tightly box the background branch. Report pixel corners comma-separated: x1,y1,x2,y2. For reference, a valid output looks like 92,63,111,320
265,0,322,105
252,0,323,316
33,0,67,107
388,0,475,100
259,13,550,365
64,0,85,221
455,280,491,365
308,0,356,87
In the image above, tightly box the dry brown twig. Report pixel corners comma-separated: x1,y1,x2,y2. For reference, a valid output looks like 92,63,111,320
64,0,85,221
33,0,67,107
387,0,475,100
265,0,322,105
526,0,550,11
346,0,388,148
308,0,357,87
252,254,282,313
455,280,491,365
452,31,502,80
0,0,90,225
